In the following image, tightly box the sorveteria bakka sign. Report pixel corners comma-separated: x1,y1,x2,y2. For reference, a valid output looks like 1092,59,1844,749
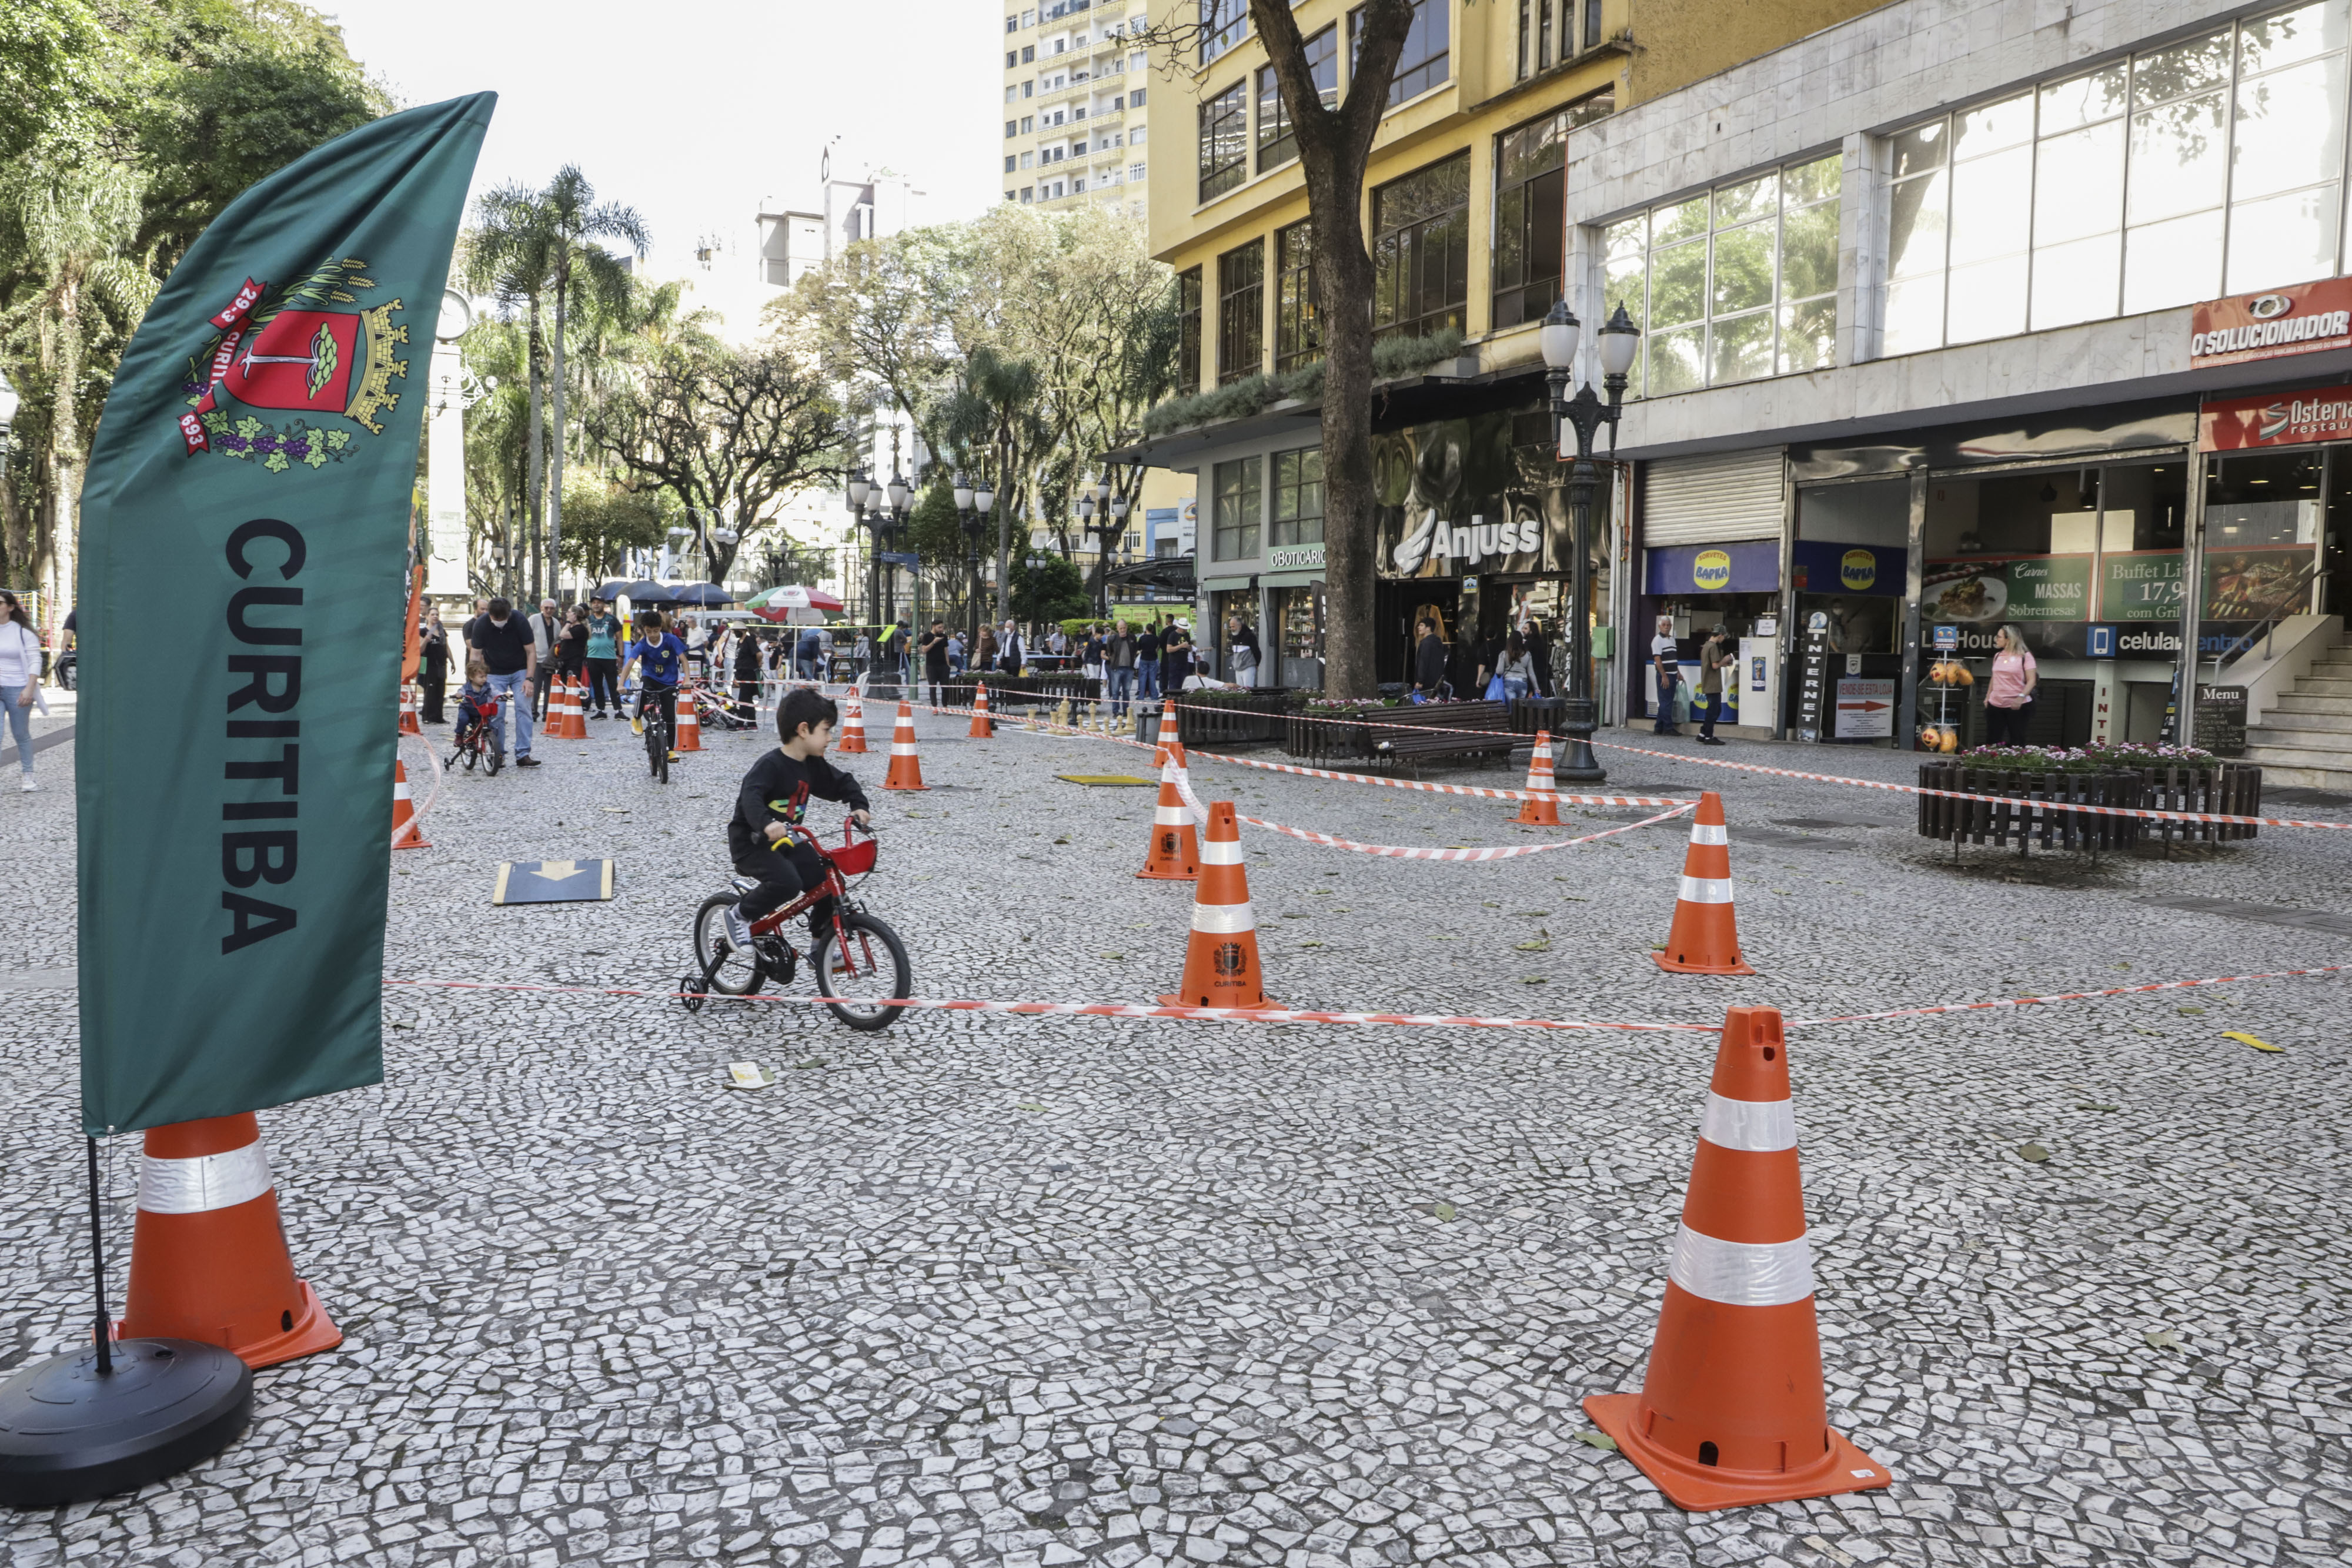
75,95,493,1135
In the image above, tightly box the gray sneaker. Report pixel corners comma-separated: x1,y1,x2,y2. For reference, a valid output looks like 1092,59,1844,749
721,904,753,951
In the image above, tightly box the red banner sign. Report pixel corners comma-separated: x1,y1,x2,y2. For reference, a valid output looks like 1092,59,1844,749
2200,384,2352,451
2190,276,2352,368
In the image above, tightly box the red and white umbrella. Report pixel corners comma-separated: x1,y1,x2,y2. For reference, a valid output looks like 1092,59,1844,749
745,584,845,623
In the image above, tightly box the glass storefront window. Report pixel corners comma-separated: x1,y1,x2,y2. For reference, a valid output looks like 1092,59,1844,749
1212,456,1261,560
1374,153,1471,341
1885,0,2350,353
1602,152,1840,397
2204,449,2325,620
1270,447,1323,545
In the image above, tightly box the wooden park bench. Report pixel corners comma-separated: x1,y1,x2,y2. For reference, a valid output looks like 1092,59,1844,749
1363,700,1519,775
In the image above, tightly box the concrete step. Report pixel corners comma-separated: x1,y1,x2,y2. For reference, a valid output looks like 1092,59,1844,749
2273,693,2352,716
2243,724,2352,758
2246,711,2352,737
2240,748,2352,791
2293,677,2352,698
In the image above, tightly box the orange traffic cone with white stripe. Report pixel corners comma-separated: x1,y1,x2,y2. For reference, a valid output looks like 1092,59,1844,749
673,694,703,752
391,759,430,850
1583,1005,1888,1510
115,1114,343,1370
882,700,926,790
564,674,589,738
550,675,576,740
1159,799,1280,1009
398,683,422,736
838,692,868,753
1655,791,1752,974
1152,698,1180,768
1137,743,1201,882
1512,730,1561,826
968,683,994,738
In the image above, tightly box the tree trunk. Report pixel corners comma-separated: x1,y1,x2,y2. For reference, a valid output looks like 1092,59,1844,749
549,262,567,604
524,295,546,604
992,429,1011,621
1314,205,1378,699
46,283,82,630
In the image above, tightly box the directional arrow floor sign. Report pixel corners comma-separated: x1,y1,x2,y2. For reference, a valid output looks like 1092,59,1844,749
493,860,616,905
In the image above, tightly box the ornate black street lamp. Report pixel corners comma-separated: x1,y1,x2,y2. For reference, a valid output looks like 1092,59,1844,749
1540,299,1641,783
954,469,997,645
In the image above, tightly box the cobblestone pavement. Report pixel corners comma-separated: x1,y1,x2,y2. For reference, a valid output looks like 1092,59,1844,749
2,700,2348,1567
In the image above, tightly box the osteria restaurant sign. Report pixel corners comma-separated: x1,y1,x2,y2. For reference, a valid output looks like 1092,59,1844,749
2199,383,2352,451
2189,276,2352,368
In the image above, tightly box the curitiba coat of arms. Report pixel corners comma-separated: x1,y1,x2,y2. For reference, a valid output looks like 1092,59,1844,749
178,258,408,472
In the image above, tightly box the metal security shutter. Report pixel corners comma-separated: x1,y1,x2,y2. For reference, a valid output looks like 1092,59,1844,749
1642,449,1786,546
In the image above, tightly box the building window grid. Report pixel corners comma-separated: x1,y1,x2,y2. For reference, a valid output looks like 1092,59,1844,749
1257,26,1338,175
1198,81,1248,203
1882,0,2350,356
1603,152,1842,399
1218,239,1267,385
1212,456,1262,561
1374,152,1472,341
1275,220,1321,372
1351,0,1450,107
1178,267,1203,392
1492,92,1613,330
1202,0,1250,64
1271,447,1324,546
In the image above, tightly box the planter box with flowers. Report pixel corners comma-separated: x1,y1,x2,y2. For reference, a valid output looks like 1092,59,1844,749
1173,687,1291,747
1283,696,1515,766
1916,743,2261,851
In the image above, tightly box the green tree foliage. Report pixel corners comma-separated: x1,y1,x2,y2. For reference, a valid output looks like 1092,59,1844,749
1008,552,1088,625
0,0,110,153
904,477,967,573
559,478,673,580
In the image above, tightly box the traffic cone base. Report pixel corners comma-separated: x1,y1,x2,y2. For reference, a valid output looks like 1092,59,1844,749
883,700,926,790
1655,790,1752,974
1158,800,1279,1009
1137,745,1201,882
115,1115,343,1372
1582,1006,1887,1512
1512,730,1561,827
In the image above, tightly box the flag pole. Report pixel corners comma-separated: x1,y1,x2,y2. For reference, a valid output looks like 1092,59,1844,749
86,1138,112,1377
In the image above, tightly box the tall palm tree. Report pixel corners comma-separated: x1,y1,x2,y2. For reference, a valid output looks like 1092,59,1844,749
466,182,556,599
940,347,1041,621
540,168,648,599
0,149,151,616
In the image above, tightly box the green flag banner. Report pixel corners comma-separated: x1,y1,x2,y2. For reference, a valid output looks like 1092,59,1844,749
77,94,494,1135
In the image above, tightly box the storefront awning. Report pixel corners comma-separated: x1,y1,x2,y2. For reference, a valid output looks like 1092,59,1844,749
1261,569,1321,587
1200,573,1255,592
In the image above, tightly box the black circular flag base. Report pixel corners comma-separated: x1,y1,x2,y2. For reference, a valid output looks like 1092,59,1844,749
0,1339,252,1509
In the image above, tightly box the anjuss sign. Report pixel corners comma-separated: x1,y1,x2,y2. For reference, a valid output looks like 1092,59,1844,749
2190,276,2352,369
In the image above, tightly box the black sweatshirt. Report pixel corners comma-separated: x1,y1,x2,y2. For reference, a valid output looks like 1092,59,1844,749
730,747,871,864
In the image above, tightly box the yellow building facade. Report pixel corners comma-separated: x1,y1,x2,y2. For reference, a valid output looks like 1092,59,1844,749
1130,0,1886,688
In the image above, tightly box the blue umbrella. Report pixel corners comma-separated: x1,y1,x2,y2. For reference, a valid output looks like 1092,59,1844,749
594,579,664,602
662,581,735,607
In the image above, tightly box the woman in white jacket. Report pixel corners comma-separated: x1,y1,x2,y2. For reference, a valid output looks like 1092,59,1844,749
0,591,43,791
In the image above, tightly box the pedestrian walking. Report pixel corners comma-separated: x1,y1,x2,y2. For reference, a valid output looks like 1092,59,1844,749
1696,623,1730,745
920,619,951,703
584,597,621,718
0,591,44,791
1135,620,1161,703
1411,617,1448,699
1496,630,1538,703
556,605,589,706
1651,615,1685,736
527,597,559,721
1524,615,1557,697
974,624,998,676
1983,624,2039,745
947,628,967,678
796,622,826,683
1225,614,1261,688
733,623,763,724
467,596,540,767
419,606,451,723
997,620,1025,676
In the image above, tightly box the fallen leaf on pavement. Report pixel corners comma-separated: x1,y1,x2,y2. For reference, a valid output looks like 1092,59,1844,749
2017,1142,2051,1163
1575,1431,1618,1451
2224,1031,2283,1053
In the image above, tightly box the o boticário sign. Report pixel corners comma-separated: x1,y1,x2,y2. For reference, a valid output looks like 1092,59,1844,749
75,95,493,1135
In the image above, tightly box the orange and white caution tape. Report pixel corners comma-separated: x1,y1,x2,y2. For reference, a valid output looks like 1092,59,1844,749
1789,962,2352,1026
1170,765,1695,860
1593,738,2351,831
381,976,1710,1032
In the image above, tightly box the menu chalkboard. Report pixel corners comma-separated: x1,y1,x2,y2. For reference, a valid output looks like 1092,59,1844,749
1795,611,1832,743
2193,685,2247,757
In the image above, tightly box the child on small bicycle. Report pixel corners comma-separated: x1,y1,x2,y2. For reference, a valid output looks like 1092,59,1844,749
622,609,689,759
453,657,496,751
721,686,871,951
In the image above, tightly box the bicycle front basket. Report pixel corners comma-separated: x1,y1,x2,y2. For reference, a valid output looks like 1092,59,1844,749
830,834,878,877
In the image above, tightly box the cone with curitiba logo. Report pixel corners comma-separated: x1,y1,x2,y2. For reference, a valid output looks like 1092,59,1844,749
1159,799,1280,1010
837,691,868,753
1136,743,1201,882
115,1113,343,1370
1583,1005,1889,1510
968,683,994,738
1655,790,1752,974
1512,730,1561,826
882,700,926,790
390,759,429,850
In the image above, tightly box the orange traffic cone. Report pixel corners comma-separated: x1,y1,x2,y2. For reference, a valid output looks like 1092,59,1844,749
968,683,995,738
391,759,430,850
1583,1005,1889,1510
116,1114,343,1370
398,683,422,736
1137,743,1201,882
882,700,926,791
673,694,703,752
549,675,573,740
1655,791,1752,975
838,692,869,754
1159,799,1280,1009
565,674,589,739
1512,730,1561,826
1152,698,1180,768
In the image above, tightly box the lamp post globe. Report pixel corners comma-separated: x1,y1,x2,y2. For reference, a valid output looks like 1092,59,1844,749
1543,295,1642,784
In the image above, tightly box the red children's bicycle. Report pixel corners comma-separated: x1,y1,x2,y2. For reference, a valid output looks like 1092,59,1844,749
681,817,913,1030
447,697,503,775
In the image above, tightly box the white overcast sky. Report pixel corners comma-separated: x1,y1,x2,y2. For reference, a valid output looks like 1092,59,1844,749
329,0,1003,279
